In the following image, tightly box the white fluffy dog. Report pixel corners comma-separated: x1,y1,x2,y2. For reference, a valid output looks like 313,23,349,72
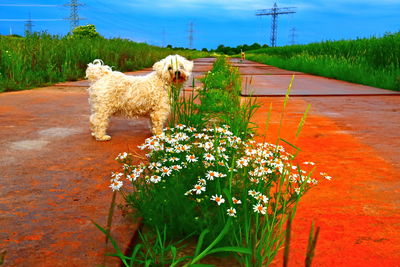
85,55,193,141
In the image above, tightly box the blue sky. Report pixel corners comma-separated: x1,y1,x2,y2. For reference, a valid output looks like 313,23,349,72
0,0,399,49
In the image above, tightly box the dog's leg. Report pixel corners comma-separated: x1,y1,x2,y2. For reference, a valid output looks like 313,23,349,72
150,105,170,136
90,111,112,141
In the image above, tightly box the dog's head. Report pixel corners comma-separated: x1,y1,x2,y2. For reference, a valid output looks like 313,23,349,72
153,55,193,84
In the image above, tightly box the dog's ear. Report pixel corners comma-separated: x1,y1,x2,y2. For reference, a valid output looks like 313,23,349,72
184,60,194,72
153,59,165,74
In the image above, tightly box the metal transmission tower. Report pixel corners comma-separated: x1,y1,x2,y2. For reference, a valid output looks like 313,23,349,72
64,0,84,32
188,22,194,49
289,27,296,45
25,13,34,35
256,2,296,47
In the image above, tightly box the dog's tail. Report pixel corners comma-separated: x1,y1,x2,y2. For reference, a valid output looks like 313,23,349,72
86,59,112,83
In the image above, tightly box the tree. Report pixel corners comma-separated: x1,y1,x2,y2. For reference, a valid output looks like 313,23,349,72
72,24,101,38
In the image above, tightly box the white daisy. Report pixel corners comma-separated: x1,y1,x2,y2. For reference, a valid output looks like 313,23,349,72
248,190,259,197
253,203,267,214
186,154,198,163
203,153,215,161
176,124,186,130
211,194,225,205
160,167,172,176
148,162,162,170
204,141,214,150
171,165,182,171
115,152,128,161
232,197,242,205
249,177,259,184
110,180,123,191
198,178,207,185
294,187,301,195
193,184,206,194
236,157,249,168
150,175,162,183
206,170,218,180
217,172,227,178
186,126,197,132
227,207,237,217
256,194,269,204
169,157,180,162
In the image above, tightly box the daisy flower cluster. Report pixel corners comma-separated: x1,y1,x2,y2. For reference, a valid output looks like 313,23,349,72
113,124,331,218
136,124,237,188
110,172,123,191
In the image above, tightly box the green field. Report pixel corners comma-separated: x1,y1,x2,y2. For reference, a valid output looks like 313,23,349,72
247,32,400,91
0,33,207,92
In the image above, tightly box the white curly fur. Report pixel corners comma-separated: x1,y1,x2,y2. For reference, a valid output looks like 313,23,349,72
86,55,193,141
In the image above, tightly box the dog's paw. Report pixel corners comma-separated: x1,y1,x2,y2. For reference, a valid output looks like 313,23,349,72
95,135,112,141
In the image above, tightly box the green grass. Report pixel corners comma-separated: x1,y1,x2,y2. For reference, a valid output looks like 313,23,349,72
246,32,400,91
169,57,259,138
198,57,259,138
0,33,207,92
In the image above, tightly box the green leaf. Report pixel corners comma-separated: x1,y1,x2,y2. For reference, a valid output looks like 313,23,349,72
92,220,130,267
279,138,301,152
194,228,210,257
296,104,311,138
207,246,252,255
130,244,143,267
0,251,7,265
171,245,177,259
190,219,232,265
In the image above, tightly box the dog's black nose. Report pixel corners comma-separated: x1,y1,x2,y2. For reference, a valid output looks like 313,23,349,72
175,71,181,77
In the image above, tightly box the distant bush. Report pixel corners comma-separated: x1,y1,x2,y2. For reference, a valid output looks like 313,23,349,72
212,43,269,55
71,24,101,38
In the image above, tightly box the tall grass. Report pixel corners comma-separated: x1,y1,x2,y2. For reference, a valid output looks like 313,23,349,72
0,33,207,92
247,32,400,91
198,57,259,138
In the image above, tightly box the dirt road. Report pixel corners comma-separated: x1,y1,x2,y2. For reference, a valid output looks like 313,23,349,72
0,58,399,266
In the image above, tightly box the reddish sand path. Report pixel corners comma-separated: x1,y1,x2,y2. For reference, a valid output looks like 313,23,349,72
252,97,400,266
1,58,399,266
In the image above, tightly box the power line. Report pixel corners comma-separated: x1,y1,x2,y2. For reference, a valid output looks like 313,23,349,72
0,4,58,7
0,19,64,21
256,2,296,47
0,3,66,34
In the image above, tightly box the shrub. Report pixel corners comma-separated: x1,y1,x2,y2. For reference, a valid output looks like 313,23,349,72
71,24,101,38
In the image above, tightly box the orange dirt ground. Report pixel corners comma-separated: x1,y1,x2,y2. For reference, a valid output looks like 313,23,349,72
0,58,399,266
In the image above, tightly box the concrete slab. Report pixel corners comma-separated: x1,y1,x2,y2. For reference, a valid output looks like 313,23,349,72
241,73,400,96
